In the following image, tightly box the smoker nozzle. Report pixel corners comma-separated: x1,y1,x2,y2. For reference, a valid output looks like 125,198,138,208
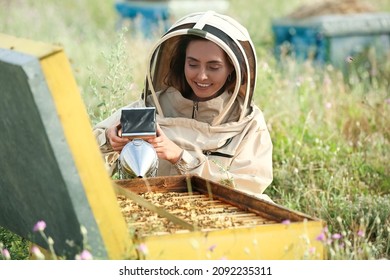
118,139,158,179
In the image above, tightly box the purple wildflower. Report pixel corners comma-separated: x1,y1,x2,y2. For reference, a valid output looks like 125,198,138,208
33,220,46,232
30,246,45,260
31,246,40,255
316,232,326,241
357,230,365,237
77,249,93,260
332,233,342,240
282,219,291,225
137,243,149,255
323,226,329,233
2,248,10,260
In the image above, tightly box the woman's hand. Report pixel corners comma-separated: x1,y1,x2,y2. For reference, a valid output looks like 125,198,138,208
105,124,130,152
148,124,183,164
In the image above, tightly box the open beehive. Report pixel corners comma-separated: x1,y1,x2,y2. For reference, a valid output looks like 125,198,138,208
114,175,325,259
0,33,324,260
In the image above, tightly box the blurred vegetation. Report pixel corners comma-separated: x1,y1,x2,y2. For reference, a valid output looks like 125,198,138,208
0,0,389,260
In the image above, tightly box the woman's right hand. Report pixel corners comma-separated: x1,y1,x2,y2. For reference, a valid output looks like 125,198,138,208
105,124,130,152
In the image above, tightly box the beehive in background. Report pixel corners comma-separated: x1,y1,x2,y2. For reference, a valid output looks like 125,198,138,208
0,33,324,260
272,0,390,69
114,0,230,37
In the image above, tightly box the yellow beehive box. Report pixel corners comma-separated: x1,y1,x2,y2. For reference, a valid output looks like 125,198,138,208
0,33,324,260
115,175,325,260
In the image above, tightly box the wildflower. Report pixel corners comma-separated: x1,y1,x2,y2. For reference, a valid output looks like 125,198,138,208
47,237,54,246
2,248,11,260
316,232,326,242
308,247,316,254
332,233,342,240
76,249,93,260
33,220,46,232
325,102,332,109
282,219,291,225
323,226,329,233
137,243,149,255
80,226,88,236
357,230,365,237
30,246,45,260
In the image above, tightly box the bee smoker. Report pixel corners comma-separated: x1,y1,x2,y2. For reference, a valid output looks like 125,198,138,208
117,107,158,179
118,138,158,179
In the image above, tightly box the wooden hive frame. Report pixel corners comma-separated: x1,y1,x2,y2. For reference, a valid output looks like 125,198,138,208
115,175,325,259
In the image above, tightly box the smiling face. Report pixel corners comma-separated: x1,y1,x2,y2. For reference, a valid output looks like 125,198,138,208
184,40,233,101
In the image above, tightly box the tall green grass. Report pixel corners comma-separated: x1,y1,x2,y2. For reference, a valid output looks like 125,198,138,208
1,0,389,260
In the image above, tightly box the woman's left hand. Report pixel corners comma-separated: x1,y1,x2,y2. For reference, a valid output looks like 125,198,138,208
147,124,183,164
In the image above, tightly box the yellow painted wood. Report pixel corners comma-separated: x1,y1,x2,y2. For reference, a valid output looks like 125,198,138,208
139,221,324,260
0,33,131,259
38,50,132,259
0,33,61,59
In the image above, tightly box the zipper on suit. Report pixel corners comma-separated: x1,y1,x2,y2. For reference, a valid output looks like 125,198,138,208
192,101,198,119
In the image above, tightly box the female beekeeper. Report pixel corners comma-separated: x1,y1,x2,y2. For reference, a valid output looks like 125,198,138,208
93,11,273,200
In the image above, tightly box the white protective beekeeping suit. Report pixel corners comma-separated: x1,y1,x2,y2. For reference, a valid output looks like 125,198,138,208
94,11,273,200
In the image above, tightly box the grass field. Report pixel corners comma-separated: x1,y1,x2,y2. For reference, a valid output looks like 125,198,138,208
1,0,389,260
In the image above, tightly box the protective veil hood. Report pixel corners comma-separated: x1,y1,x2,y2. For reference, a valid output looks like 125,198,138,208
144,11,257,126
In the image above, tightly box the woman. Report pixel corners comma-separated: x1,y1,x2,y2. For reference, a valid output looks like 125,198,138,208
93,11,273,199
